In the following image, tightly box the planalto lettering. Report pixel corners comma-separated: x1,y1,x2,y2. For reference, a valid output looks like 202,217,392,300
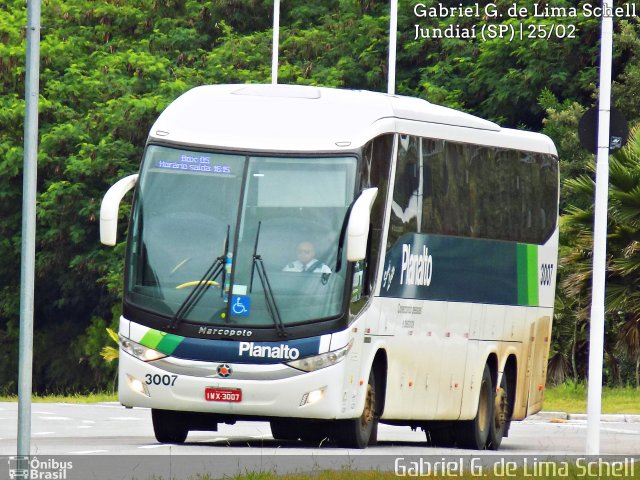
239,341,300,360
400,244,433,287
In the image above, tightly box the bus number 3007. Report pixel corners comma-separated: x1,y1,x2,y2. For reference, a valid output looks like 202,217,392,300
540,264,554,286
145,374,177,386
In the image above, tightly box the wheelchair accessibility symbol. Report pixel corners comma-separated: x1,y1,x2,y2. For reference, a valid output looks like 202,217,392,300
231,295,251,316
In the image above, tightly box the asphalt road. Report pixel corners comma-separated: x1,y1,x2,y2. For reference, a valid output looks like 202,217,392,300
1,402,639,479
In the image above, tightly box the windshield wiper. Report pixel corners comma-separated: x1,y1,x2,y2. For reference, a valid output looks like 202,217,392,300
168,225,230,330
249,221,287,338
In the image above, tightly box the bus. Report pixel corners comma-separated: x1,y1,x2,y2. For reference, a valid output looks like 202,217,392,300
100,83,558,450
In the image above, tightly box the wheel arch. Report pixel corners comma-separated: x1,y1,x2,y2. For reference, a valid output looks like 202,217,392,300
460,344,499,420
370,348,388,417
486,352,499,390
503,354,517,420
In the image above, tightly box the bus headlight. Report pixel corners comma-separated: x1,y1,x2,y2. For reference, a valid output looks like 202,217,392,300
287,340,353,372
120,336,167,362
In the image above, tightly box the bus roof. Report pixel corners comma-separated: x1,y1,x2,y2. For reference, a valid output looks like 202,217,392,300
148,84,556,155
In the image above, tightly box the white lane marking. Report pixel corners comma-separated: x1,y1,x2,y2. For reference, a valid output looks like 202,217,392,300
67,450,108,454
138,445,167,449
82,420,96,424
33,432,55,435
38,416,71,421
108,417,142,421
33,411,56,415
77,426,93,429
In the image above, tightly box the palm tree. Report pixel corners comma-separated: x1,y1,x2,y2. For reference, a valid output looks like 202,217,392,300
560,126,640,386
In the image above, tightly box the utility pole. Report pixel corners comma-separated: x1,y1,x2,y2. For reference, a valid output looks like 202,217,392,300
387,0,398,95
271,0,280,84
18,0,41,464
586,0,614,456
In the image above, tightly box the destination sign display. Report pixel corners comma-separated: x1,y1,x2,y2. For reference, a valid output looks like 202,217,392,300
155,154,232,174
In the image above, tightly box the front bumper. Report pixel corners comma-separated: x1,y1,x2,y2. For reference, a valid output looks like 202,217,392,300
118,348,357,419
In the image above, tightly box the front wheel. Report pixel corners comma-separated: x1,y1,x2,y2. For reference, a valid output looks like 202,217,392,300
456,364,493,449
152,409,189,444
270,419,299,441
334,370,378,448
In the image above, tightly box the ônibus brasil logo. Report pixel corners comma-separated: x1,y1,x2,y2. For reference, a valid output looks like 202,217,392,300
400,243,433,287
239,342,300,360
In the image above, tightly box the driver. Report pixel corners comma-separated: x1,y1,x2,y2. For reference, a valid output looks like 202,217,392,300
283,241,331,273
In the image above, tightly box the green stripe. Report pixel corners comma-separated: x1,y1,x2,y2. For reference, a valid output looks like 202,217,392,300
526,245,538,305
140,329,164,349
517,244,538,305
156,333,183,354
140,329,183,354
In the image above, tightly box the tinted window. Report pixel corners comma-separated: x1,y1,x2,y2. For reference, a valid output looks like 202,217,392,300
391,135,558,244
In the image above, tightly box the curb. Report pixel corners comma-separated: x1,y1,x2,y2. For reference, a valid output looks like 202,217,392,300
531,411,640,423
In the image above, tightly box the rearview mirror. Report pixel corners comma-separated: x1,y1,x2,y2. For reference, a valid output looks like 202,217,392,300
346,188,378,261
100,174,139,246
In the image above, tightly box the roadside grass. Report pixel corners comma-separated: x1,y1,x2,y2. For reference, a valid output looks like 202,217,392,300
543,383,640,414
221,473,396,480
0,392,117,403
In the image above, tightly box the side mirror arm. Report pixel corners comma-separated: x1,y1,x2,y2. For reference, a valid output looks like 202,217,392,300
100,174,139,246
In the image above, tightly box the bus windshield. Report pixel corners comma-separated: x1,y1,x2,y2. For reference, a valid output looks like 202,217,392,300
126,145,357,329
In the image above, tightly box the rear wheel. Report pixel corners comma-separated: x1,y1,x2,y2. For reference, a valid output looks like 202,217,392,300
456,364,493,449
152,409,189,444
487,373,509,450
334,370,378,448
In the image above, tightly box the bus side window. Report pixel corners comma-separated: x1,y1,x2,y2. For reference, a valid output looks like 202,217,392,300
389,135,421,246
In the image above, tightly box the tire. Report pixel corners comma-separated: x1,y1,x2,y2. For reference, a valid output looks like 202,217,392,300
334,370,378,448
487,373,509,450
270,419,299,441
456,364,493,449
300,421,331,444
152,409,189,444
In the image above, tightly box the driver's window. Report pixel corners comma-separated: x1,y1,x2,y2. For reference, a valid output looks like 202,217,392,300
350,134,393,316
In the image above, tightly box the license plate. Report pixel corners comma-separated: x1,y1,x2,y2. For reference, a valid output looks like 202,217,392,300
205,387,242,403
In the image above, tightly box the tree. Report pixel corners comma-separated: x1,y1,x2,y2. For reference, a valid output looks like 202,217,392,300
561,126,640,386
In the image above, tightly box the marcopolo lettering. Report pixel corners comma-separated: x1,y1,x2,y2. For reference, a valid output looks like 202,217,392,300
198,326,253,337
400,244,433,287
239,342,300,360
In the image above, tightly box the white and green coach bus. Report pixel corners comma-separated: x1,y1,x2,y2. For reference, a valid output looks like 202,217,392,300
100,84,558,450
